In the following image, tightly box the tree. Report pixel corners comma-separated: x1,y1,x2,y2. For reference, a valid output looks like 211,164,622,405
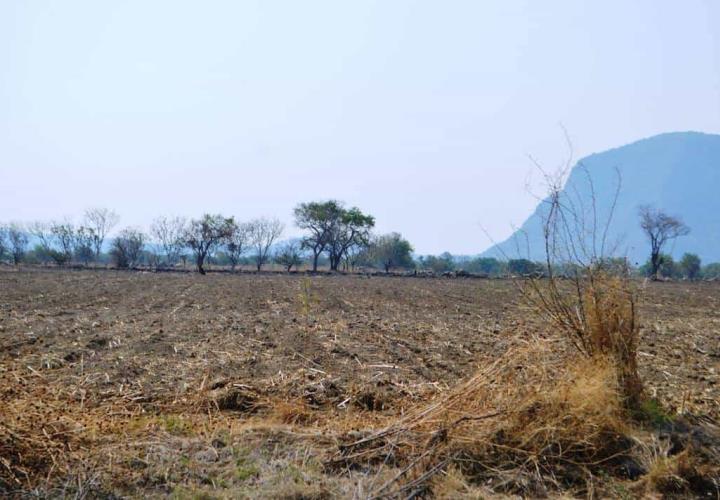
325,207,375,271
111,228,146,268
7,223,28,265
274,240,303,271
184,214,235,275
507,258,541,276
0,226,7,262
639,206,690,280
679,253,701,280
419,253,454,273
28,221,75,266
84,208,120,260
372,233,414,272
28,222,56,264
74,226,96,265
295,201,375,272
703,262,720,279
50,221,76,266
294,201,343,272
151,216,187,267
226,221,251,271
248,217,284,271
465,257,504,276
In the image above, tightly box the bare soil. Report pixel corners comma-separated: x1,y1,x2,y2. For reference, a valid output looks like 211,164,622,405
1,269,718,497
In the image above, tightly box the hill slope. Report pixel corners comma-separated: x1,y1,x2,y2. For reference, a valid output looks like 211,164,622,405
483,131,720,264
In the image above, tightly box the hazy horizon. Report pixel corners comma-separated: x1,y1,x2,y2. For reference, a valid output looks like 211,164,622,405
2,1,719,254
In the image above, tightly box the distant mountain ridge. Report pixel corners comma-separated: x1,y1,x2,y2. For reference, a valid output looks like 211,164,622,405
482,131,720,264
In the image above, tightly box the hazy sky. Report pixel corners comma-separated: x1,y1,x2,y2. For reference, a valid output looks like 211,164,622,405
2,1,719,254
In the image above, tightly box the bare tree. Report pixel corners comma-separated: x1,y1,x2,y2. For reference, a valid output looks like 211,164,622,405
111,228,146,269
29,221,54,262
151,216,188,267
226,221,251,271
7,223,29,265
84,208,120,260
638,205,690,280
27,220,76,266
248,217,284,271
184,214,235,275
274,240,303,271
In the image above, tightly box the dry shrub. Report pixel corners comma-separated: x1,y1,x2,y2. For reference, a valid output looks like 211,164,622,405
526,270,644,408
332,339,636,497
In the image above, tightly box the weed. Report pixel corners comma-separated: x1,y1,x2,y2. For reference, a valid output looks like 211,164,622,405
635,398,672,426
162,415,194,436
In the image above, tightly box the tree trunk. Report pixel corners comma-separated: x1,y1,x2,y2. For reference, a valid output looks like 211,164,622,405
197,254,206,275
312,253,319,272
650,252,660,280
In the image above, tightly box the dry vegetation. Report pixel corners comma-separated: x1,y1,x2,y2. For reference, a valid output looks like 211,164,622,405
1,269,719,498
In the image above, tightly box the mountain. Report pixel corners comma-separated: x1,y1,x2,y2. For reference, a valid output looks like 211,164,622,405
482,131,720,264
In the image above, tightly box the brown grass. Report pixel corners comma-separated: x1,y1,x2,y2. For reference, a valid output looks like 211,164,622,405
525,270,644,409
332,338,639,497
1,271,719,497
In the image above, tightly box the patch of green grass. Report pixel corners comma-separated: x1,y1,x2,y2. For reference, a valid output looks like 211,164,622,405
635,398,672,427
162,415,194,436
234,448,260,482
235,462,260,482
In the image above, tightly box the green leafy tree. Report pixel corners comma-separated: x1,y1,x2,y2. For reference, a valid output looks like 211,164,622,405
111,228,146,269
419,253,454,273
702,262,720,279
326,207,374,271
465,257,504,276
372,233,414,272
184,214,235,275
640,253,678,279
507,258,541,276
294,201,344,272
74,226,96,265
226,221,251,271
679,253,701,280
295,201,374,272
0,226,7,262
7,223,28,265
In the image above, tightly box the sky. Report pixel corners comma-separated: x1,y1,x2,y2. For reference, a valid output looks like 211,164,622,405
1,1,719,255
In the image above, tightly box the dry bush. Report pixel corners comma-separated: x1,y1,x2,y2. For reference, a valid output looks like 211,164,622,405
524,269,643,408
332,339,638,497
518,157,644,408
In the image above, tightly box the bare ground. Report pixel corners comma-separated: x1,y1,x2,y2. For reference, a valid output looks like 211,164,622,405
1,269,718,497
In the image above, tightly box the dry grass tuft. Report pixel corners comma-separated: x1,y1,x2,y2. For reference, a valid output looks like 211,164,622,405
332,339,638,497
525,270,644,409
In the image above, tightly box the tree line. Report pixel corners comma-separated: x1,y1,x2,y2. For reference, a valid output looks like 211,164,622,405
0,202,716,279
0,202,413,275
